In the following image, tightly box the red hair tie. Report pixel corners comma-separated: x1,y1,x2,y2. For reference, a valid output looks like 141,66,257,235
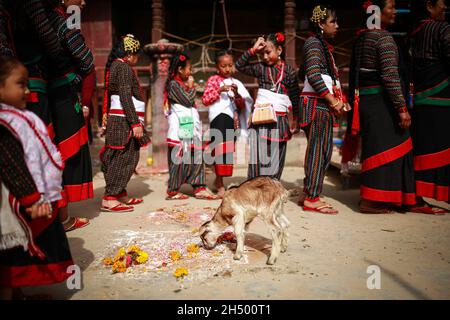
275,32,285,44
179,54,186,62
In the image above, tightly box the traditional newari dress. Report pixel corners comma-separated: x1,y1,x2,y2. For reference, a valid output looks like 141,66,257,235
235,49,299,180
300,36,344,200
0,104,73,288
202,75,253,177
4,0,65,140
166,77,207,196
411,19,450,202
349,29,415,205
46,5,94,203
101,59,150,199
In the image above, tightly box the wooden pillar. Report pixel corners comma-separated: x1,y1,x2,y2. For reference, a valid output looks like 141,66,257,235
151,0,164,43
284,0,296,69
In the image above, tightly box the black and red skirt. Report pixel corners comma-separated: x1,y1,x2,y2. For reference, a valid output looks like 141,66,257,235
358,86,416,205
411,60,450,202
48,73,93,203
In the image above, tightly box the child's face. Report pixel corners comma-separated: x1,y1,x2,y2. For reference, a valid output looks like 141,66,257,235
0,65,30,109
262,41,282,66
216,55,234,78
178,61,192,81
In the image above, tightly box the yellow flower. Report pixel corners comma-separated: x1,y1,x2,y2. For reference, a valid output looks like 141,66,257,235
127,245,141,254
170,250,182,262
135,251,149,264
186,243,200,254
173,267,189,278
112,260,127,273
113,248,126,262
103,257,113,266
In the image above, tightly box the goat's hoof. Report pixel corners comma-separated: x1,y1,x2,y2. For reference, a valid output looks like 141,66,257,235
233,253,242,260
267,256,277,265
280,247,287,253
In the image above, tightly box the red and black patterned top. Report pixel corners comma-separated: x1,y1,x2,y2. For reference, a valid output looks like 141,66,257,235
412,20,450,62
0,125,40,208
105,60,150,148
46,5,94,79
356,29,407,111
168,77,196,108
302,36,340,97
235,49,300,117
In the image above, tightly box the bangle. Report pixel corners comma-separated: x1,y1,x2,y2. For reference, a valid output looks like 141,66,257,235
330,99,340,108
398,107,408,114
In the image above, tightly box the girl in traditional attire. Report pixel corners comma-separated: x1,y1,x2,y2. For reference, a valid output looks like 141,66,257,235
46,0,94,230
0,57,72,299
298,5,347,214
408,0,450,213
101,35,150,212
202,50,253,197
166,53,219,200
349,0,416,213
235,32,299,181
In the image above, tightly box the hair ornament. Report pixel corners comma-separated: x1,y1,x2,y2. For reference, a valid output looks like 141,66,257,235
310,5,327,23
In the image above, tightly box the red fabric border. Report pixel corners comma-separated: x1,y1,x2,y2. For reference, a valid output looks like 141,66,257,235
414,148,450,171
215,164,233,177
362,138,413,172
0,259,74,288
64,182,93,203
58,124,89,161
416,181,449,202
17,192,41,208
361,185,416,205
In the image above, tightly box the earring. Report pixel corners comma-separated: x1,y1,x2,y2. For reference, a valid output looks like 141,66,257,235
321,29,324,35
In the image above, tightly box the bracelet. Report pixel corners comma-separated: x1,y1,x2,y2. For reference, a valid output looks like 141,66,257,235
330,99,340,108
82,106,89,110
398,107,408,114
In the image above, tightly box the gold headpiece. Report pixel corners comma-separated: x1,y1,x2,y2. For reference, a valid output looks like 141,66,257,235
310,5,328,23
123,34,140,54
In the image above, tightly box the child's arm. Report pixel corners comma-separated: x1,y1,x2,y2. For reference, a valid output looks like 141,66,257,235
117,63,141,128
168,80,196,108
235,37,266,77
287,67,300,121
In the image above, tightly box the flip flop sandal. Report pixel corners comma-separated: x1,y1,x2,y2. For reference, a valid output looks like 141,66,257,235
166,193,190,200
64,217,90,232
123,198,144,205
408,206,447,215
100,204,134,212
195,192,220,200
303,205,339,215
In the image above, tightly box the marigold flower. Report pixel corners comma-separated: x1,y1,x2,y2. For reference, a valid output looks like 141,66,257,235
127,245,141,254
135,251,149,264
103,257,113,266
170,250,182,262
173,267,189,278
112,260,127,273
186,243,200,254
114,248,126,262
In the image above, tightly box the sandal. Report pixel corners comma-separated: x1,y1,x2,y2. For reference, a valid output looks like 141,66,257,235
100,203,134,212
303,204,338,215
166,193,190,200
121,198,144,205
408,206,448,215
64,217,90,232
194,189,220,200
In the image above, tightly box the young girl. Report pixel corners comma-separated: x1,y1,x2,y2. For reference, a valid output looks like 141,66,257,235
298,5,345,214
101,34,150,212
0,56,73,299
202,50,253,197
235,32,300,181
166,53,219,200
